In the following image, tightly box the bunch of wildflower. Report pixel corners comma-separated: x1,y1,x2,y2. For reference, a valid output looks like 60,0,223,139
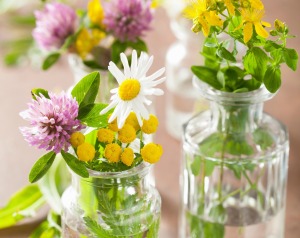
71,111,162,170
185,0,298,93
20,50,165,182
32,0,156,70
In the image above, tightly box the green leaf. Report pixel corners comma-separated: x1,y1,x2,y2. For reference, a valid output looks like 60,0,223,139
283,48,298,71
263,65,281,93
217,47,236,62
225,137,254,156
78,103,111,127
243,47,268,81
83,60,106,70
71,72,100,108
199,133,223,157
29,151,56,183
111,38,148,64
253,128,274,150
264,40,281,52
0,184,45,229
83,217,116,238
205,159,216,177
61,151,89,178
42,53,61,70
191,156,202,176
191,66,222,90
31,88,50,100
4,52,22,66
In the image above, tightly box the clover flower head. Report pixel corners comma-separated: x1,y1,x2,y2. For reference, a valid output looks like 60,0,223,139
32,3,77,50
103,0,153,42
19,92,84,154
100,50,165,129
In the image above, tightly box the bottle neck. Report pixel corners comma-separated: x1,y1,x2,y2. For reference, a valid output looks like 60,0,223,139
210,101,264,134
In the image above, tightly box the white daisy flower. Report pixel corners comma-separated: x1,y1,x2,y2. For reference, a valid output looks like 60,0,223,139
100,50,165,129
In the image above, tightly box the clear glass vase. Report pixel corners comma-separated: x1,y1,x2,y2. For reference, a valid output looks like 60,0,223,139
164,12,209,140
179,79,289,238
61,162,161,238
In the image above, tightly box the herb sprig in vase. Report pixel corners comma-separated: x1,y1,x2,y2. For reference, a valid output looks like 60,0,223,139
180,0,298,238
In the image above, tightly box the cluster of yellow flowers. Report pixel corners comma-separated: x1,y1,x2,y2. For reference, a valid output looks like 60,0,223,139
185,0,270,43
70,112,163,167
75,0,106,59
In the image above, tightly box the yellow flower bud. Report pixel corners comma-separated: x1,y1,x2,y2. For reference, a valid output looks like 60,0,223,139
70,131,85,148
274,19,285,33
97,128,115,144
125,112,140,131
118,124,136,143
141,114,159,134
141,143,163,164
77,142,96,162
104,143,122,163
108,114,119,132
121,148,134,166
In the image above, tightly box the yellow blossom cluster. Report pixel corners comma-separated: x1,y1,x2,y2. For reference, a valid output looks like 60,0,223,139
185,0,270,43
70,112,163,167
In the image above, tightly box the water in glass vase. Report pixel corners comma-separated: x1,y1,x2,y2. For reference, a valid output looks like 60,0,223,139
62,216,160,238
180,139,288,238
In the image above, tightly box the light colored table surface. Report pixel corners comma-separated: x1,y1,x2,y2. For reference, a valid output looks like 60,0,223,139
1,1,300,237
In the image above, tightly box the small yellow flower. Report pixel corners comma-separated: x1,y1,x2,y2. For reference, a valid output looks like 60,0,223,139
274,19,285,33
88,0,105,27
97,128,115,144
121,148,134,166
125,112,140,131
104,143,122,163
184,0,223,36
70,131,85,148
75,28,105,59
141,114,159,134
224,0,235,15
141,143,163,164
240,8,270,43
77,142,96,162
108,114,119,132
118,124,136,143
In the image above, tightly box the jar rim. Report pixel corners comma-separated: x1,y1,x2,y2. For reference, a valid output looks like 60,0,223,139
72,162,152,180
193,77,276,105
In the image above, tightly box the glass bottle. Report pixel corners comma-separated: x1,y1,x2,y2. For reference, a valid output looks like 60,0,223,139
61,162,161,238
164,7,208,139
179,79,289,238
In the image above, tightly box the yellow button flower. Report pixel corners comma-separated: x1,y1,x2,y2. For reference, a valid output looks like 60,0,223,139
104,143,122,163
75,28,105,59
108,114,119,132
118,124,136,143
97,128,115,144
70,131,85,148
240,8,270,43
141,143,163,164
88,0,105,27
77,142,96,162
125,112,140,131
121,148,134,166
141,114,159,134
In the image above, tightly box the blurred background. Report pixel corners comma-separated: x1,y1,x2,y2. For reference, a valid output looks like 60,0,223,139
0,0,299,237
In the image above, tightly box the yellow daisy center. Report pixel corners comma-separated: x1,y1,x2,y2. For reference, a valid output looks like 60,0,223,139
119,79,141,101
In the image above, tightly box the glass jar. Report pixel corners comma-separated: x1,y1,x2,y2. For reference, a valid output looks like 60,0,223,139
164,3,208,140
61,162,161,238
179,79,289,238
68,53,117,104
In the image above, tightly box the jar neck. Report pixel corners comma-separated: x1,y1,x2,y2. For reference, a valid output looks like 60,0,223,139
210,101,264,134
71,162,152,191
